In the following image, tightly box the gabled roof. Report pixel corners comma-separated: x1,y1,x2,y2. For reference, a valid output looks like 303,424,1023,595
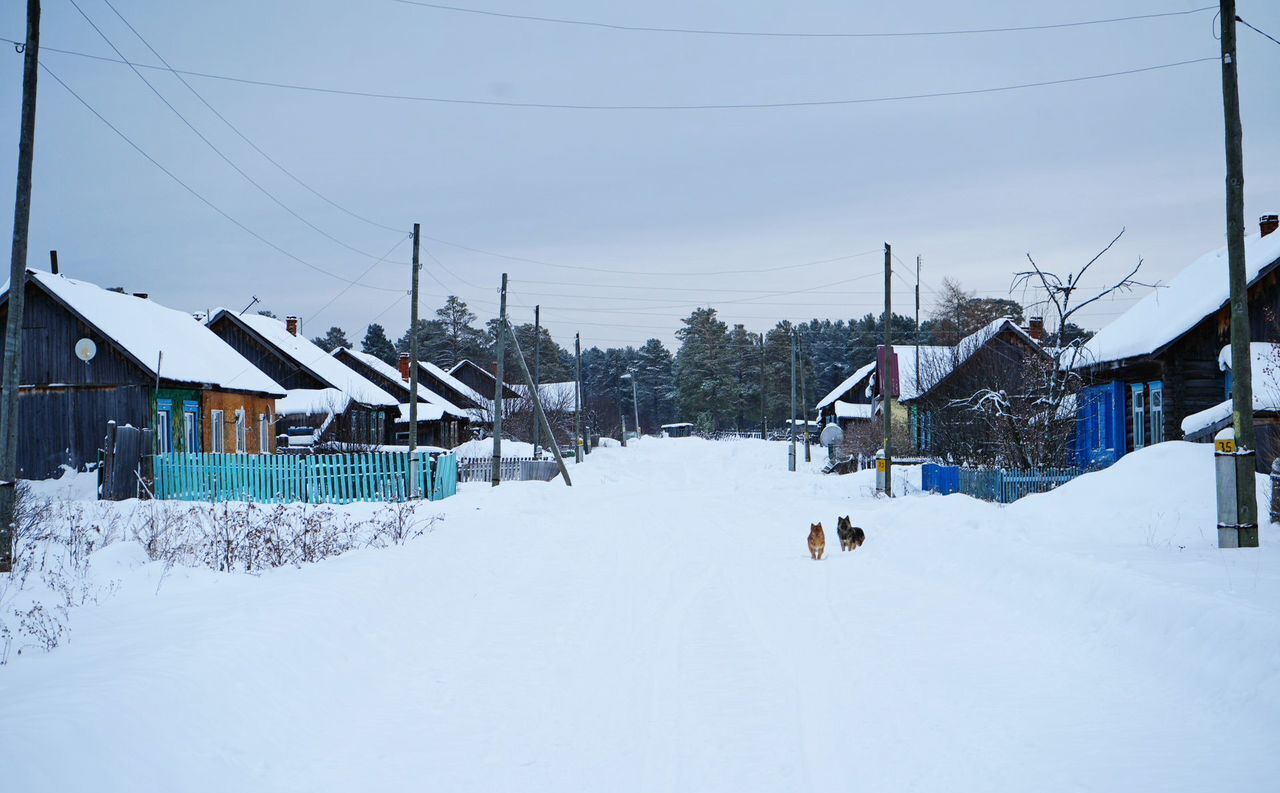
334,348,469,419
423,360,489,409
1081,231,1280,367
816,361,876,411
207,310,397,408
885,344,954,401
905,320,1045,403
9,271,284,396
449,359,521,399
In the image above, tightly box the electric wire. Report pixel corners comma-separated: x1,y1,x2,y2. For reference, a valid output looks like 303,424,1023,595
39,63,403,292
389,1,1215,39
9,39,1216,111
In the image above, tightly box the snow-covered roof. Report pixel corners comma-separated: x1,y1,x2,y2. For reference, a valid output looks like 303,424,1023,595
889,345,954,401
20,271,284,396
216,312,397,408
834,401,873,420
1180,342,1280,437
661,422,694,428
396,402,445,424
337,349,469,419
429,360,491,408
277,388,349,417
1081,231,1280,367
816,361,876,411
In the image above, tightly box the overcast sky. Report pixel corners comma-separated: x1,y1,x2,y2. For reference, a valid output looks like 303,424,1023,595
2,0,1279,350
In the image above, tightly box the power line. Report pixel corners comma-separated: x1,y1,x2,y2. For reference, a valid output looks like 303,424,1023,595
65,0,406,264
97,0,407,236
1237,15,1280,47
12,40,1217,111
389,1,1215,39
40,63,402,293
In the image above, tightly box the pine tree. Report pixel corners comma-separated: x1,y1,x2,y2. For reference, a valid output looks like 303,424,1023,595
361,323,397,365
635,338,676,430
434,296,490,366
674,308,734,429
312,326,351,353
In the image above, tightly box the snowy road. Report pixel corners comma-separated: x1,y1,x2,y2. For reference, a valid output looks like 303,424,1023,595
4,439,1279,791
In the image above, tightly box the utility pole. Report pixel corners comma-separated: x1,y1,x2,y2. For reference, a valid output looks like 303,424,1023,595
619,405,628,447
625,372,640,438
882,243,894,497
490,273,507,487
759,332,766,439
1,0,41,574
574,333,583,463
915,254,921,401
407,223,421,498
799,332,811,462
533,304,541,457
1219,1,1258,547
503,318,571,486
788,327,797,472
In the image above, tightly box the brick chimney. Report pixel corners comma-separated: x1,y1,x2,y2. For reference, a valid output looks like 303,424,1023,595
398,352,412,382
1028,317,1045,341
285,315,299,337
1262,214,1279,238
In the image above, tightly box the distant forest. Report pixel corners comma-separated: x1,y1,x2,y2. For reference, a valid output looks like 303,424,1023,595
294,278,1091,438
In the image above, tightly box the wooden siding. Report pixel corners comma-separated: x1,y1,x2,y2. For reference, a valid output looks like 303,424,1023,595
203,390,276,454
14,385,152,479
208,316,327,391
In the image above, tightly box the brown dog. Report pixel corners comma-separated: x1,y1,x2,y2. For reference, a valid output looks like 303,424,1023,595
836,516,866,552
807,523,826,560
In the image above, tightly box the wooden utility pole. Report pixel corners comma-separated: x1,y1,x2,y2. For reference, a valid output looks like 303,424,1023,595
504,318,571,486
533,304,541,457
798,332,811,462
1,0,41,573
407,223,421,497
574,333,583,463
915,254,921,398
788,327,797,472
490,273,507,487
759,332,766,439
882,243,894,497
1219,1,1258,547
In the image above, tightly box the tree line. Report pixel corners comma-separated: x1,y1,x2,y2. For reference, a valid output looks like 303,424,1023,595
291,279,1080,439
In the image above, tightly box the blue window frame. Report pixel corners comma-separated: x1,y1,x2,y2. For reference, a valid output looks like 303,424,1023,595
155,398,173,454
183,400,200,453
1148,382,1164,445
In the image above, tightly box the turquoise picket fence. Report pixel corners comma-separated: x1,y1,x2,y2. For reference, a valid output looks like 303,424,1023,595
154,451,459,504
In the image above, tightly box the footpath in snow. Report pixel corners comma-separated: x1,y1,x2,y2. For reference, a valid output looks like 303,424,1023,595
2,439,1278,792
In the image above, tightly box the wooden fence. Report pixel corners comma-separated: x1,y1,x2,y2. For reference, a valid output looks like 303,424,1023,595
922,463,1079,504
456,456,562,483
154,451,458,504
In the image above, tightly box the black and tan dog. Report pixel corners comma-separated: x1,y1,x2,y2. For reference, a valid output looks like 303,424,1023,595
807,523,826,560
836,516,866,552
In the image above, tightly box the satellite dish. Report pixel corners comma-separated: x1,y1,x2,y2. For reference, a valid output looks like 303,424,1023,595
74,338,97,362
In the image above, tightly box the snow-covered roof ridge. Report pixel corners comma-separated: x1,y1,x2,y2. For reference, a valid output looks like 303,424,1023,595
427,360,491,408
816,361,876,411
336,348,469,419
20,271,284,396
1081,231,1280,367
211,310,398,408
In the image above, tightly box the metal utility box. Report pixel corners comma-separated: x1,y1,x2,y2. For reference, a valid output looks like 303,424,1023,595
875,450,887,494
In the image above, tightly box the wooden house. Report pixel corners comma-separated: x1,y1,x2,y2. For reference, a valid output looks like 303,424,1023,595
1076,218,1280,469
815,361,875,428
1181,343,1280,467
447,359,520,424
660,422,694,438
331,348,470,447
0,270,285,479
207,310,398,448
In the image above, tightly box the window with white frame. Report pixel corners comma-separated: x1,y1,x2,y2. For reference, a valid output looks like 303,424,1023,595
1148,382,1164,445
183,402,200,453
259,413,270,453
211,410,225,453
1130,383,1146,450
235,409,247,453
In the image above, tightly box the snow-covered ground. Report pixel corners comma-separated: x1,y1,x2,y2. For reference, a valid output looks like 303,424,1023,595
3,439,1279,791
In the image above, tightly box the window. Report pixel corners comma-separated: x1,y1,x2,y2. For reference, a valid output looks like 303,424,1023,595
156,399,173,455
259,413,270,453
235,409,247,454
183,401,200,453
1130,383,1146,450
211,410,225,453
1148,381,1164,445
